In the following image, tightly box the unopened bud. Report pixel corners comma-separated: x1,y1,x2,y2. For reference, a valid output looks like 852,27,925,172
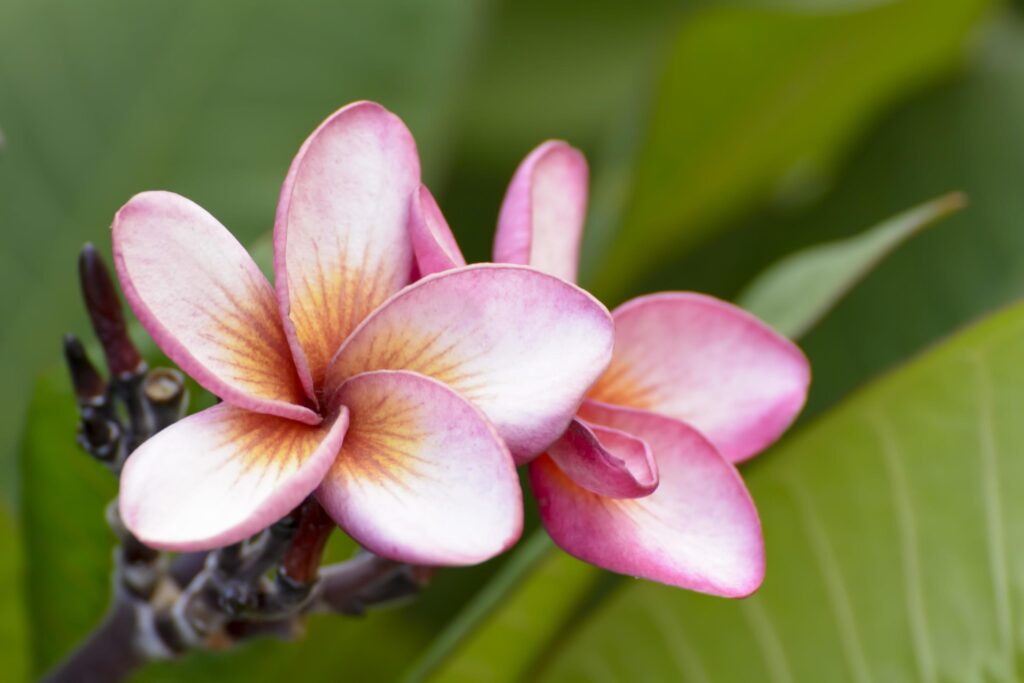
63,334,106,404
79,243,142,377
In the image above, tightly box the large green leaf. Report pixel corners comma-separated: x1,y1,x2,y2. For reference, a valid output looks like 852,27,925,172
591,0,992,301
538,300,1024,681
737,192,965,339
0,0,488,507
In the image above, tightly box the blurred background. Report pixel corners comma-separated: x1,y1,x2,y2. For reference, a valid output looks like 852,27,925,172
3,0,1024,680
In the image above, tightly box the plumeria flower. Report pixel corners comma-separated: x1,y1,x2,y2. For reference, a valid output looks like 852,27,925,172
112,103,614,566
411,141,810,594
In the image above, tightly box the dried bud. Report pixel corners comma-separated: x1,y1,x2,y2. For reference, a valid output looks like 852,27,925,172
63,333,106,404
79,243,142,376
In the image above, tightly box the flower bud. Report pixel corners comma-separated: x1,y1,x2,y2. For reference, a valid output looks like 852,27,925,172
63,333,106,405
79,243,142,377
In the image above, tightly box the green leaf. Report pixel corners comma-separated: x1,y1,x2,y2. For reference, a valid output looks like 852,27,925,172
591,0,992,301
0,505,28,683
405,534,609,683
19,367,118,676
539,300,1024,681
408,534,592,682
136,609,432,683
737,192,966,339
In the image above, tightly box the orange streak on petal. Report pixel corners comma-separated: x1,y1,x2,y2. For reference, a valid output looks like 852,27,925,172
588,360,660,410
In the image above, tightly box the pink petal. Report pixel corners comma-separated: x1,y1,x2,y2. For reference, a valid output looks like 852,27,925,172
119,403,349,551
274,101,420,393
317,370,521,565
532,403,764,596
589,293,810,463
325,265,614,463
113,191,317,424
409,185,466,277
546,419,658,498
494,140,589,283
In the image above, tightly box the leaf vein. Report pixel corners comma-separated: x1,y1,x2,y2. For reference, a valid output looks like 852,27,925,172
868,411,936,683
784,473,872,683
970,354,1016,681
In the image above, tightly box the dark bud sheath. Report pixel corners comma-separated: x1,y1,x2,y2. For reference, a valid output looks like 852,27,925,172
79,243,143,377
63,334,107,406
142,368,188,433
77,407,122,463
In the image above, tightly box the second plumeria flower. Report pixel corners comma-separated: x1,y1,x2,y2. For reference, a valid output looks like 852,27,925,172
413,140,810,594
113,102,614,565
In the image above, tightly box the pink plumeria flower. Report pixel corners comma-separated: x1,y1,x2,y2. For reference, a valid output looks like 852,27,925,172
112,103,614,566
411,141,810,594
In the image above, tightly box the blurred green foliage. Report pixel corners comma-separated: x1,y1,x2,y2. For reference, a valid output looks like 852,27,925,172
590,0,992,300
6,0,1024,680
653,14,1024,421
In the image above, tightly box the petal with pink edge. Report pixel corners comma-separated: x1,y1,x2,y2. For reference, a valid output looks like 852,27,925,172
589,293,810,463
119,403,349,551
317,370,521,565
493,141,588,283
546,419,658,498
325,265,614,463
410,185,466,277
532,403,764,596
275,101,420,392
113,191,317,424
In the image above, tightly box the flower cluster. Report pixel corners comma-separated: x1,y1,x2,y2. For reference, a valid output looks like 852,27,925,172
113,101,809,595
